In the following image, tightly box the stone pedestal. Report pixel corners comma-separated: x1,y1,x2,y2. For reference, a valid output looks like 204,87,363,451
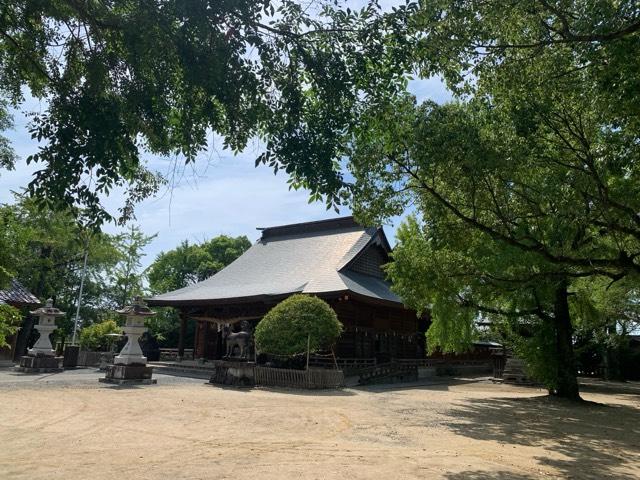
209,360,255,387
99,364,156,385
16,354,62,373
100,297,156,385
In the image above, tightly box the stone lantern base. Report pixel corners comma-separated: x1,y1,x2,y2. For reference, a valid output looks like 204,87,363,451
16,354,62,373
99,364,156,385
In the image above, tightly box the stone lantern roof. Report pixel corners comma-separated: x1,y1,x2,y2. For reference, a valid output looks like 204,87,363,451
29,298,65,317
116,296,155,317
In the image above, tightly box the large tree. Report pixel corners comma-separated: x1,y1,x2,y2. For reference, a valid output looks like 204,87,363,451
348,1,640,399
0,1,407,226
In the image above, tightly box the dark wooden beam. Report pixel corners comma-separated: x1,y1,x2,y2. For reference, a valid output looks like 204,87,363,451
177,314,187,359
189,315,260,324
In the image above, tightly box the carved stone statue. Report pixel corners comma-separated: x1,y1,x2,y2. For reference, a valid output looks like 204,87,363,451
223,321,252,359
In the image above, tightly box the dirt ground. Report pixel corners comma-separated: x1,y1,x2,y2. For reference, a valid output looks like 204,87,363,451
0,369,638,480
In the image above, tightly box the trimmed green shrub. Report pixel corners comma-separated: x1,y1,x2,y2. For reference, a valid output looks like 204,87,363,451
79,320,121,351
254,294,343,356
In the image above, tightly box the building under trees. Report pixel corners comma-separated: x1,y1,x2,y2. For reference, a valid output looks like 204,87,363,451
148,217,428,362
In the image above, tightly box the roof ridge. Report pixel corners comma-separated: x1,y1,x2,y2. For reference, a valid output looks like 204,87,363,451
258,216,367,240
257,215,355,231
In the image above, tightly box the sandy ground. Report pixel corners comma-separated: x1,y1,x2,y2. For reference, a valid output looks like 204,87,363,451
0,369,639,480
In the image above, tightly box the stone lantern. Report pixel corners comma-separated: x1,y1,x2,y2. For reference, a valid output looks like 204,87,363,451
17,299,65,373
100,297,157,385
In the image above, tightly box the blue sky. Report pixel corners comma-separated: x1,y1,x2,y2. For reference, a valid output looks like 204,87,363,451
0,75,450,268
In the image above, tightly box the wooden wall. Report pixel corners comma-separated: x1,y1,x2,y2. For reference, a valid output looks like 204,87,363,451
189,296,425,360
329,298,423,359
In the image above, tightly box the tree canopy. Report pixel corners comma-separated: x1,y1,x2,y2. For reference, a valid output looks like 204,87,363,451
0,0,409,226
108,225,156,308
347,1,640,399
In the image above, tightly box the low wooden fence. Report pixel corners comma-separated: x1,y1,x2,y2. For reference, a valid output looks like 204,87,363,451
312,357,495,377
254,366,344,389
357,362,418,385
336,357,377,371
159,348,194,361
309,356,376,374
395,358,494,377
396,358,491,367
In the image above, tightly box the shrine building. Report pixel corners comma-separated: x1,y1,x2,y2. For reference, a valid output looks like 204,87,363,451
147,217,427,361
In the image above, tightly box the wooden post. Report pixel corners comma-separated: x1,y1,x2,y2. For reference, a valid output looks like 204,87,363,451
306,334,311,388
177,313,187,361
331,347,339,370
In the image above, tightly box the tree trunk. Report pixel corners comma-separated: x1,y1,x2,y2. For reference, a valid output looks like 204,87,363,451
552,281,581,400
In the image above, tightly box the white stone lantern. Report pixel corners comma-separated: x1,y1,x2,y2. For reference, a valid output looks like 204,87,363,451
17,299,65,372
114,296,155,365
100,297,156,385
28,299,65,357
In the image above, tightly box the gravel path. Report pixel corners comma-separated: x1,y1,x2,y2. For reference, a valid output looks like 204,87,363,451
0,368,638,479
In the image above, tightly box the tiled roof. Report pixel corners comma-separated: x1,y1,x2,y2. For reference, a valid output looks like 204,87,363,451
0,279,40,307
148,216,400,306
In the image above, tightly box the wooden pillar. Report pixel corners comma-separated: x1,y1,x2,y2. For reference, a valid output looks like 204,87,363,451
216,323,224,360
194,321,202,358
200,321,208,359
178,313,187,360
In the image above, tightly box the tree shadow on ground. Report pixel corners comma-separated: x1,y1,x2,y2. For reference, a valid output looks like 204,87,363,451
351,377,482,394
443,470,539,479
443,395,640,479
206,383,356,396
254,386,356,397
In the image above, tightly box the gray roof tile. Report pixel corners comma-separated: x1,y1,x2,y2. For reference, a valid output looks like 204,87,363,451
0,279,40,307
148,217,401,306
